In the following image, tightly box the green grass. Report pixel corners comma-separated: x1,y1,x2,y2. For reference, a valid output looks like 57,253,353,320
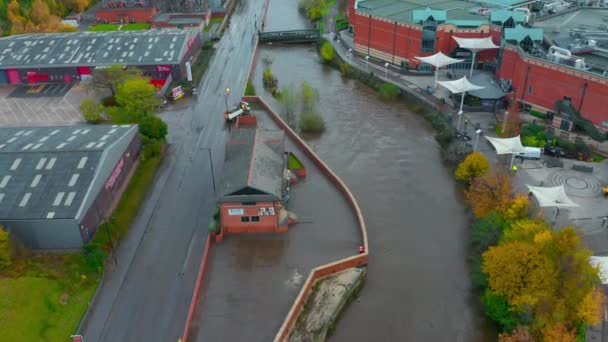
288,153,304,169
91,147,163,250
86,23,120,32
120,23,150,31
203,17,223,32
0,253,101,342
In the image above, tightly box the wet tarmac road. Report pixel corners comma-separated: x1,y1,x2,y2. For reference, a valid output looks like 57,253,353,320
252,40,495,342
81,1,267,341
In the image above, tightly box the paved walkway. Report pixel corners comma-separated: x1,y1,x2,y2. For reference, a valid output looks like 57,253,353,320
188,108,361,342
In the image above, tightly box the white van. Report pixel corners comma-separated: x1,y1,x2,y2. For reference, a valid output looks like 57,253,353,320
516,147,543,160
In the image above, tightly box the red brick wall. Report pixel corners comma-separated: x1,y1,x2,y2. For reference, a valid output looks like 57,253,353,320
498,46,608,126
350,9,499,66
220,201,282,233
96,8,157,23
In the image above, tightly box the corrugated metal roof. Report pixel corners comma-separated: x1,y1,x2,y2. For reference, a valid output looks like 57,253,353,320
504,25,544,43
357,0,491,25
0,29,196,69
0,125,136,220
220,128,285,201
490,9,527,24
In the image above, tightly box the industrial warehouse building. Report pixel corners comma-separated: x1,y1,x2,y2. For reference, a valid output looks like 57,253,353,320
0,29,201,86
0,125,140,249
219,126,291,234
347,0,608,131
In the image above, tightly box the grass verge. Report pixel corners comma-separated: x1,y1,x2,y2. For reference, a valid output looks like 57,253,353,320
203,17,224,32
0,253,101,341
86,23,120,31
90,145,164,250
120,23,151,30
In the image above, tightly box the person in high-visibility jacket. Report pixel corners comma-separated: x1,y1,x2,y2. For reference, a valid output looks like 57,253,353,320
512,165,518,172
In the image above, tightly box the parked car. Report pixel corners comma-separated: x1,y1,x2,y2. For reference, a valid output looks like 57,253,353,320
544,146,566,157
516,146,543,160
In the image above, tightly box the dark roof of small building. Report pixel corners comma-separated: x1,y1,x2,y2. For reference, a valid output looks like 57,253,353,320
0,125,137,220
468,72,506,99
0,29,197,69
220,128,285,202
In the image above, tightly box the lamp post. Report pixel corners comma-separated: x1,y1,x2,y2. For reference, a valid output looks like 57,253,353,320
456,91,466,132
224,87,231,112
474,129,482,151
384,62,389,78
365,55,370,73
201,147,217,193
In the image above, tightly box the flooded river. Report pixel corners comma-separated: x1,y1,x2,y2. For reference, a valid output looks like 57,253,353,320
252,0,496,340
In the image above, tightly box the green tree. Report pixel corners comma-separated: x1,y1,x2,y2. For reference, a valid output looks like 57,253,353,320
482,289,518,332
320,40,334,63
278,83,297,128
298,0,327,21
91,65,142,96
0,225,11,269
472,211,506,255
245,80,256,96
300,80,319,113
139,115,168,140
79,98,105,124
455,151,491,183
115,77,160,119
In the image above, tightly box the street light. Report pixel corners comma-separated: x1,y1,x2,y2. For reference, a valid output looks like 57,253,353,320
474,129,483,151
201,147,217,194
224,87,231,112
365,55,370,73
384,62,389,78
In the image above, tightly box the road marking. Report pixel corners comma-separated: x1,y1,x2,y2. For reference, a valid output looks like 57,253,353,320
180,229,198,276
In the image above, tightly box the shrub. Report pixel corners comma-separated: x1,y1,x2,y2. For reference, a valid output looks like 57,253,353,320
263,67,278,90
101,95,118,107
83,244,105,273
320,40,335,63
529,110,548,120
482,289,518,332
202,41,213,50
141,136,163,160
245,80,256,96
80,98,105,124
522,135,546,148
377,83,401,101
139,115,168,140
299,111,326,134
0,225,11,270
339,62,350,76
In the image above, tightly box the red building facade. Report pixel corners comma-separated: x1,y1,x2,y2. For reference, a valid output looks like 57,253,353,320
347,0,501,69
497,44,608,128
95,7,157,23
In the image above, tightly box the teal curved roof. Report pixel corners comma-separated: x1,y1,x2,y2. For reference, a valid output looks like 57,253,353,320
490,10,526,23
504,25,544,42
413,8,446,22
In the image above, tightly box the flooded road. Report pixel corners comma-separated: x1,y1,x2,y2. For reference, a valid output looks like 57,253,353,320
254,1,495,339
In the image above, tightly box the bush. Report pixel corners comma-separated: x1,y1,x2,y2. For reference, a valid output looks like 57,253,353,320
263,67,278,90
245,80,256,95
339,62,350,76
299,0,328,21
141,137,163,160
299,111,326,134
377,83,401,101
139,115,168,140
80,98,105,124
83,244,105,273
0,226,11,270
320,40,335,63
522,135,546,148
202,41,213,50
529,110,548,120
482,289,518,332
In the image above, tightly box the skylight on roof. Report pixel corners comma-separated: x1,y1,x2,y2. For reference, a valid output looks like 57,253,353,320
15,130,24,136
56,143,68,149
68,174,79,187
46,212,55,219
31,174,41,187
19,193,31,207
22,143,33,150
32,143,42,150
0,145,5,149
73,129,82,134
39,136,49,142
67,136,77,141
46,158,56,170
0,194,4,203
109,128,117,134
53,192,65,206
81,129,90,135
24,130,33,136
50,129,60,135
96,142,106,148
77,157,87,169
7,137,17,143
36,157,47,170
10,158,21,170
64,192,76,206
86,142,95,148
0,175,11,188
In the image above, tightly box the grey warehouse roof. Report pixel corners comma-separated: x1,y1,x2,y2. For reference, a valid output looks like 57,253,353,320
0,125,137,220
220,128,285,202
0,29,197,69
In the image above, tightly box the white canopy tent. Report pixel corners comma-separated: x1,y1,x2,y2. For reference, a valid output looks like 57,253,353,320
452,36,499,77
485,135,526,168
415,52,463,88
526,184,579,224
525,185,580,208
590,256,608,284
436,77,484,131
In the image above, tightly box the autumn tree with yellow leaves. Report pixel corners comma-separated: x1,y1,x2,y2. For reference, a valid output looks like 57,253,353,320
466,168,514,218
454,151,491,184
